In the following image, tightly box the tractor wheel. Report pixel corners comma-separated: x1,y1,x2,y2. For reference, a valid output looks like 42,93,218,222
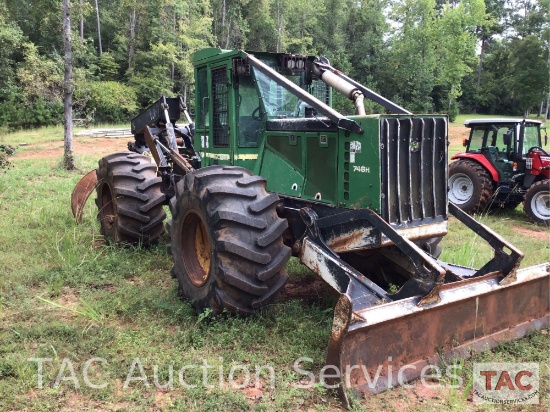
448,160,494,214
524,180,550,226
95,152,166,245
168,165,290,315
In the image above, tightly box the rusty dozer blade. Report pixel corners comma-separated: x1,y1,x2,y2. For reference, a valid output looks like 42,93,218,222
296,206,550,408
327,263,549,406
71,169,98,224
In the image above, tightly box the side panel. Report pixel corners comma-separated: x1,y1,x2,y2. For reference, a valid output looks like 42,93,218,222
337,117,382,212
260,131,342,203
303,133,338,203
261,152,305,196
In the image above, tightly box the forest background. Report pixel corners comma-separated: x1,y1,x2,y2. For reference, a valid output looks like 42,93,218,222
0,0,548,128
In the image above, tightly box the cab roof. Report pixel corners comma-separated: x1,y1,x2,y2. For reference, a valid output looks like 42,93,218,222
464,118,542,127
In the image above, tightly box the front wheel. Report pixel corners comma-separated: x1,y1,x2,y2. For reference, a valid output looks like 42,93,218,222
168,166,290,315
448,160,494,214
95,152,166,245
524,180,550,226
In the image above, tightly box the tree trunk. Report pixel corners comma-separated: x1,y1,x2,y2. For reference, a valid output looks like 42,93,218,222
95,0,102,55
221,0,226,47
62,0,75,170
224,15,232,49
476,37,486,88
128,6,136,69
79,0,84,39
545,92,550,120
275,1,283,53
538,101,543,118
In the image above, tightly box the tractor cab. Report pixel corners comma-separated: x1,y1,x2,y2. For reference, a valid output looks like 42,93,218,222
463,119,543,182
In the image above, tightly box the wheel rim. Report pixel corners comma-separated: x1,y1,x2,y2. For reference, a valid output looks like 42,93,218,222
448,173,474,204
181,212,212,287
99,183,116,231
531,191,550,220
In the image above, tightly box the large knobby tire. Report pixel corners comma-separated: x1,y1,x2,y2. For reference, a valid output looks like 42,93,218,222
448,160,494,214
168,166,291,315
95,152,166,245
524,180,550,226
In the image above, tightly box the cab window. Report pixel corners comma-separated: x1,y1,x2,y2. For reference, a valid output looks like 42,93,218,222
468,127,485,152
195,68,209,128
523,124,540,154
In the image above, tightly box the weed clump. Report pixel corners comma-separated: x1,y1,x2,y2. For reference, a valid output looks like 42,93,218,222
0,144,15,170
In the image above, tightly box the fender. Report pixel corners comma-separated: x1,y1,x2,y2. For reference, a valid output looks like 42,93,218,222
451,152,499,182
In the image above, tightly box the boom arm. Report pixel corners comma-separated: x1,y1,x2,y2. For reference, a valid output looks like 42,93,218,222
312,59,412,115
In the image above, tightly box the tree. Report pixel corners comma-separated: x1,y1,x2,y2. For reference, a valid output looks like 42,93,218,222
243,0,277,51
62,0,75,170
435,0,487,114
507,36,547,115
94,0,102,55
384,0,439,112
0,7,23,100
475,0,505,88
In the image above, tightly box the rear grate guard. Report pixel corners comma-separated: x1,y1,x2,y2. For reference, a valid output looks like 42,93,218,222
380,117,448,226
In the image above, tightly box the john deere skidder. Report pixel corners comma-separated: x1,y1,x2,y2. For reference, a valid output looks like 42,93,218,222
72,49,549,405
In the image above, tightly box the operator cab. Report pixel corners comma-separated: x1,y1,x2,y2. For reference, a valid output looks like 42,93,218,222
463,118,543,181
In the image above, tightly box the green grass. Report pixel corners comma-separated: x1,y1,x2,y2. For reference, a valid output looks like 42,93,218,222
0,123,548,411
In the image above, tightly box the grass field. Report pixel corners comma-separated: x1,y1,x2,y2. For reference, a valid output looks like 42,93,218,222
0,118,548,411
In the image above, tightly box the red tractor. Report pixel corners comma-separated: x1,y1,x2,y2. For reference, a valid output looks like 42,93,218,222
449,118,549,225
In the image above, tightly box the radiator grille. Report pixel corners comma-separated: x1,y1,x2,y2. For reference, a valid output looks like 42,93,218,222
380,117,448,226
212,66,229,147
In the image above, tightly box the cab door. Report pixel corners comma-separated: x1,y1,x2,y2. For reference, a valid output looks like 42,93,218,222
195,64,234,166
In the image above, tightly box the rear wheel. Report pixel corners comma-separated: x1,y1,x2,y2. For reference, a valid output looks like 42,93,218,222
95,152,166,245
524,180,550,226
168,166,290,314
448,160,494,214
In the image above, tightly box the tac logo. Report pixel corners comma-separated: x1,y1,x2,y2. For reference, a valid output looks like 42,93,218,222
473,363,539,404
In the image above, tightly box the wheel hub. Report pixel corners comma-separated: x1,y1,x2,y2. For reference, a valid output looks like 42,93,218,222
448,173,474,204
181,212,212,287
531,191,550,220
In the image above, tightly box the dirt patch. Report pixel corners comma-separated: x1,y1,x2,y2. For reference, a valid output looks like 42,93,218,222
448,124,469,148
279,276,338,305
15,137,129,160
513,226,549,241
61,392,107,412
364,380,466,411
